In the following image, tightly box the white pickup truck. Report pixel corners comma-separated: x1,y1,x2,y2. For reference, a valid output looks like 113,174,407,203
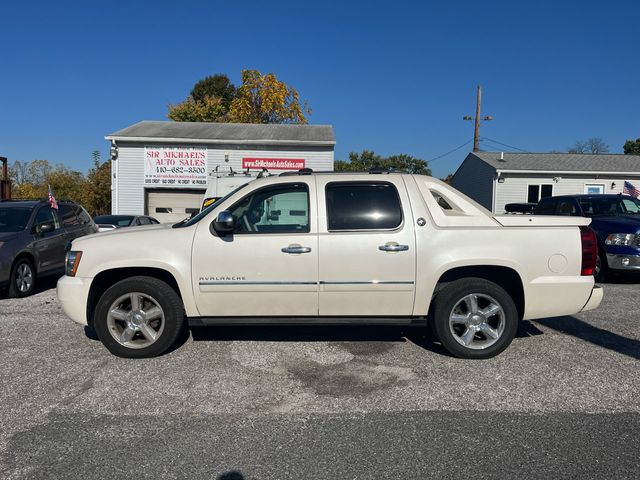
57,172,602,359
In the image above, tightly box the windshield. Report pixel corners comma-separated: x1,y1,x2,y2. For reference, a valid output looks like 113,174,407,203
173,183,250,228
93,215,134,226
0,207,33,232
580,197,640,216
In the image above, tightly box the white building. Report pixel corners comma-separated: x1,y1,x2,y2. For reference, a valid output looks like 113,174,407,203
106,121,335,222
451,151,640,213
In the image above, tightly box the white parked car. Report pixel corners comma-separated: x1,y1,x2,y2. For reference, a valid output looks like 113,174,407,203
57,172,602,359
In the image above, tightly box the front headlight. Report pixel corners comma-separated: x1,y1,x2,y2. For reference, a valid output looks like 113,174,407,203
605,233,638,246
65,251,83,277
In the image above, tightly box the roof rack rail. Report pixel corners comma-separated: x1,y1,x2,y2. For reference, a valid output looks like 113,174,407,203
279,168,314,176
279,168,406,176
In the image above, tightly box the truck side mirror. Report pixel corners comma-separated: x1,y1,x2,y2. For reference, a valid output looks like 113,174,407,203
213,210,235,234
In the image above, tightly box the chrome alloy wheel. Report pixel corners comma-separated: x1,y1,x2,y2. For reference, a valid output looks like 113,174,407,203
16,263,33,293
106,292,165,349
448,293,505,350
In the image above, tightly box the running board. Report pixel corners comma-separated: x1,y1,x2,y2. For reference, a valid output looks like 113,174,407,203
188,316,427,327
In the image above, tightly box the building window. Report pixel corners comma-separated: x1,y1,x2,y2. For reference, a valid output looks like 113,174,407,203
584,184,604,195
527,184,553,203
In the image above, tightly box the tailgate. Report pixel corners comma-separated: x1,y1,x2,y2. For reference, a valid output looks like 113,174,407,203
493,215,591,227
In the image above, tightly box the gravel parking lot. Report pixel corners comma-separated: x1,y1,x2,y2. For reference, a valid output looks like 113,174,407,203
0,278,639,479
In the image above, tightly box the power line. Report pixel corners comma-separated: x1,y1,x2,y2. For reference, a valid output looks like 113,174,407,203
429,139,474,163
480,136,529,152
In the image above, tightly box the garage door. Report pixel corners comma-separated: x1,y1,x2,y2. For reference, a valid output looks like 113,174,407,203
146,189,205,223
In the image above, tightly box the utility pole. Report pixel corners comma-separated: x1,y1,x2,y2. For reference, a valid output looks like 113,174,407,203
464,85,493,152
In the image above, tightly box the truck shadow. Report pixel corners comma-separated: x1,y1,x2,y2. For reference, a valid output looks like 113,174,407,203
189,320,545,358
534,316,640,360
600,272,640,284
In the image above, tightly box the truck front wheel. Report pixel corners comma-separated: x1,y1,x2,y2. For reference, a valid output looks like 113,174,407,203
93,276,186,358
431,278,518,359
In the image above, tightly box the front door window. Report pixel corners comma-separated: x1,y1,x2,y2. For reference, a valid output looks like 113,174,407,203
228,183,309,234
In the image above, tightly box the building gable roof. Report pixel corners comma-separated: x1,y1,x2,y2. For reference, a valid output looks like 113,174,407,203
106,121,335,145
470,151,640,173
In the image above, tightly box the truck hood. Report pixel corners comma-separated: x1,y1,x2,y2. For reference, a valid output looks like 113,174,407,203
590,215,640,234
493,215,590,227
71,223,174,248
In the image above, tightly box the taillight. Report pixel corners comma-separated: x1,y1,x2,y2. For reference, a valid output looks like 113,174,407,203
580,226,598,276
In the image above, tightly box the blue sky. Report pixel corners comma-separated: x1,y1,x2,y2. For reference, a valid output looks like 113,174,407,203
1,0,638,178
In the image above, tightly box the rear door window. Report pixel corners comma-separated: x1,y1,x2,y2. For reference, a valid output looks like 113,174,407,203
74,206,92,224
59,204,80,226
555,199,577,216
622,199,640,213
535,198,557,215
325,182,402,231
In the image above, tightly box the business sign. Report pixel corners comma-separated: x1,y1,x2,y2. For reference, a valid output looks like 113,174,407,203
144,147,207,187
242,157,305,171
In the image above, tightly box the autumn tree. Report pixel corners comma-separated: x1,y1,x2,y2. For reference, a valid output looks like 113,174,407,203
168,95,228,122
9,154,111,215
86,151,111,215
335,150,431,175
227,70,310,124
47,167,90,206
441,173,454,183
168,70,310,124
568,137,610,154
623,138,640,155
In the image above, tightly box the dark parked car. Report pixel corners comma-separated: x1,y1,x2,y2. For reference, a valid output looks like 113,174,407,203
0,199,98,297
534,194,640,280
93,215,160,232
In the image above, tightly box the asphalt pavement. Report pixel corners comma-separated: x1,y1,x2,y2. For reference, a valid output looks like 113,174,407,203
0,277,638,479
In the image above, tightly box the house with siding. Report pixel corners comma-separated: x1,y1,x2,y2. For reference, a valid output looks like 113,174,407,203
450,152,640,213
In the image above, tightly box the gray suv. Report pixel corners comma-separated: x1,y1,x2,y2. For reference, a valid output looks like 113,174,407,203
0,200,98,297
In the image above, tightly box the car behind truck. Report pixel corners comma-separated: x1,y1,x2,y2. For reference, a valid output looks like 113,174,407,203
533,194,640,281
57,172,602,359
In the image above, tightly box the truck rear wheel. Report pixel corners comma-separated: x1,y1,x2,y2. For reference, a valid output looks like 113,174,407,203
93,276,186,358
431,278,518,359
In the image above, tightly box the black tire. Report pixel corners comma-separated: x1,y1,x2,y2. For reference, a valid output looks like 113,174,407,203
430,278,518,359
93,276,186,358
8,257,36,298
594,251,608,283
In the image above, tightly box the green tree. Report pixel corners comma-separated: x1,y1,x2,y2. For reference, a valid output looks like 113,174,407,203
568,137,609,154
228,69,310,124
623,138,640,155
190,74,235,108
335,150,431,175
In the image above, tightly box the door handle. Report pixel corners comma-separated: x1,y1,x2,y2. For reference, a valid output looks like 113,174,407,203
379,242,409,252
282,244,312,254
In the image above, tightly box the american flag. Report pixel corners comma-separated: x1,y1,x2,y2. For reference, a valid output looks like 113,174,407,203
47,184,58,209
623,181,639,198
